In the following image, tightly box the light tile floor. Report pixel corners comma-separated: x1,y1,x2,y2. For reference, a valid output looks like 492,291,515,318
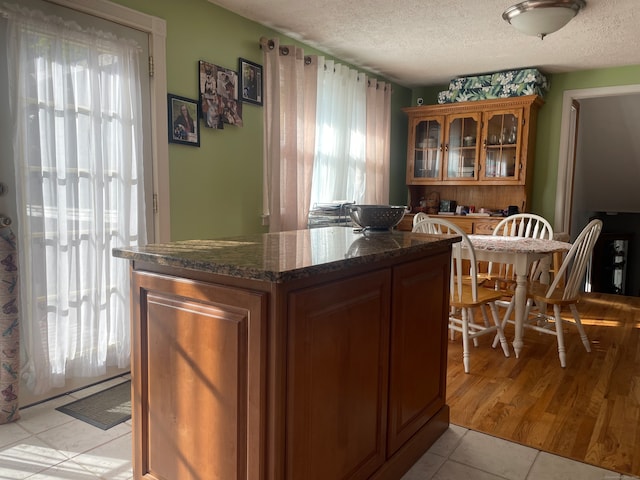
1,378,638,480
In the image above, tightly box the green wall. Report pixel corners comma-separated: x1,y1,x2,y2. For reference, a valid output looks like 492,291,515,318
110,0,411,240
109,0,640,238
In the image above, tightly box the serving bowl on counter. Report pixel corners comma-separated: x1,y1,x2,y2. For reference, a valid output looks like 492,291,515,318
349,204,408,231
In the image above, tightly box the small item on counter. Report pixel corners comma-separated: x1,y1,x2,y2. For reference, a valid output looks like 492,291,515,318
425,191,440,214
440,199,457,213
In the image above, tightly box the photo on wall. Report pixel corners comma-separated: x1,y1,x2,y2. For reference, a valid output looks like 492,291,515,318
198,60,242,128
167,94,200,146
239,58,263,106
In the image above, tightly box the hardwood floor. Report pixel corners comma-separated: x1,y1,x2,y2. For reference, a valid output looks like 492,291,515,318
446,292,640,477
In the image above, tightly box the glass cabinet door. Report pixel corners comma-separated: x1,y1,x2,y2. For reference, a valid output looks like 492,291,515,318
482,110,522,180
444,113,480,180
412,117,442,180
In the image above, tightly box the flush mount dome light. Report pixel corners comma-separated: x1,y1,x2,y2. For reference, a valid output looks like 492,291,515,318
502,0,586,40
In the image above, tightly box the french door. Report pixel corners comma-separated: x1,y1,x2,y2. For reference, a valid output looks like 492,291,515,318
0,0,155,403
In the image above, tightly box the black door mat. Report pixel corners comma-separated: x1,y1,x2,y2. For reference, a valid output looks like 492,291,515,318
56,380,131,430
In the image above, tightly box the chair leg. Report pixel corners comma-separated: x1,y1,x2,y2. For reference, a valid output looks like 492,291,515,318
480,304,491,327
570,304,592,353
449,306,456,341
489,302,510,358
468,309,479,347
492,296,515,348
461,308,471,373
536,302,547,327
553,304,567,368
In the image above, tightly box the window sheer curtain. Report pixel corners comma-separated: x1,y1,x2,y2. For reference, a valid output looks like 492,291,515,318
262,37,392,232
5,5,146,394
260,37,318,232
311,59,367,206
312,64,392,206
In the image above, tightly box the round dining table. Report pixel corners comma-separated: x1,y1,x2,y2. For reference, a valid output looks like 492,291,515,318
465,235,572,358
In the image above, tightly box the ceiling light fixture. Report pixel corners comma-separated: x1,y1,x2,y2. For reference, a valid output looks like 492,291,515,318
502,0,586,40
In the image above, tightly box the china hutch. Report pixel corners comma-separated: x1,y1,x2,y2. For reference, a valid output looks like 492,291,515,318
402,95,544,216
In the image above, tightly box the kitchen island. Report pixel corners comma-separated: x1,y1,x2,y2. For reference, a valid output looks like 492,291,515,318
113,226,457,480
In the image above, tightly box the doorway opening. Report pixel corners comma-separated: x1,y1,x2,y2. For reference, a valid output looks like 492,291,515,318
556,84,640,296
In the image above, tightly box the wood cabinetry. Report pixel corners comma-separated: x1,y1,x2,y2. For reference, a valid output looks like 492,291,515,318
125,233,453,480
398,213,501,235
403,95,544,213
131,273,267,480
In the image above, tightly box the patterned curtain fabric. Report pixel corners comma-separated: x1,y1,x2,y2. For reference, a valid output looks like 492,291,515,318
0,227,19,423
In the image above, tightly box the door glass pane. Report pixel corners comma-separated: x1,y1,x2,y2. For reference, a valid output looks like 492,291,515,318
447,116,477,178
414,119,441,178
485,113,517,179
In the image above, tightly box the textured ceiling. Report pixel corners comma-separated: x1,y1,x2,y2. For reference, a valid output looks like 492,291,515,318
207,0,640,88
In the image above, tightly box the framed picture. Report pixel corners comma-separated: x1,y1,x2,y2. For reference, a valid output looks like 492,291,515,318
168,94,200,146
199,60,243,128
239,58,263,106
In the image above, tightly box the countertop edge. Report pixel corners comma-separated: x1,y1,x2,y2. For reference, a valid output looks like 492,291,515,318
113,230,459,283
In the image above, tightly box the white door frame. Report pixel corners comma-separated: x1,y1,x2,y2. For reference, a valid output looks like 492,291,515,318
555,83,640,236
44,0,170,242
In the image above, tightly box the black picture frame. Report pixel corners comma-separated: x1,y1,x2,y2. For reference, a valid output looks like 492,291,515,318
239,58,263,106
167,94,200,146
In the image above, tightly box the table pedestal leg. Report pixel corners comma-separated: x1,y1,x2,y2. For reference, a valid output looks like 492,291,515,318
512,256,531,358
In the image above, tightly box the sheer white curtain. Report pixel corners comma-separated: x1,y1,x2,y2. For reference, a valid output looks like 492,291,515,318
261,37,318,232
311,59,367,206
5,5,146,394
311,68,391,206
262,37,392,228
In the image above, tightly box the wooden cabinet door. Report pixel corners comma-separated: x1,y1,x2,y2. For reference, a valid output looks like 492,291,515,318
286,270,391,480
443,112,481,182
480,108,524,183
387,253,450,455
406,114,444,183
131,272,266,480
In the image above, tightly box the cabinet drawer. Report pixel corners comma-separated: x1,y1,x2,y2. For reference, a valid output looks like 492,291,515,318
473,221,499,235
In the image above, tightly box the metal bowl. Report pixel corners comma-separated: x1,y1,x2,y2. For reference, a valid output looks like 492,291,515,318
349,205,408,231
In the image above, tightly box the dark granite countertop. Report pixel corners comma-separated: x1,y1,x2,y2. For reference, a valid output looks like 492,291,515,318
113,226,458,283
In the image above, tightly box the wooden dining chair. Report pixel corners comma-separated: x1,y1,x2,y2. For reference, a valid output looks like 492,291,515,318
523,218,603,367
412,211,429,227
488,213,554,337
489,213,554,285
413,218,510,373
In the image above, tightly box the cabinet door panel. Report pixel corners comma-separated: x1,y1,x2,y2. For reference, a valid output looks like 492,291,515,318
131,272,266,480
444,113,481,181
286,270,391,480
407,115,444,182
481,109,523,182
387,253,449,454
